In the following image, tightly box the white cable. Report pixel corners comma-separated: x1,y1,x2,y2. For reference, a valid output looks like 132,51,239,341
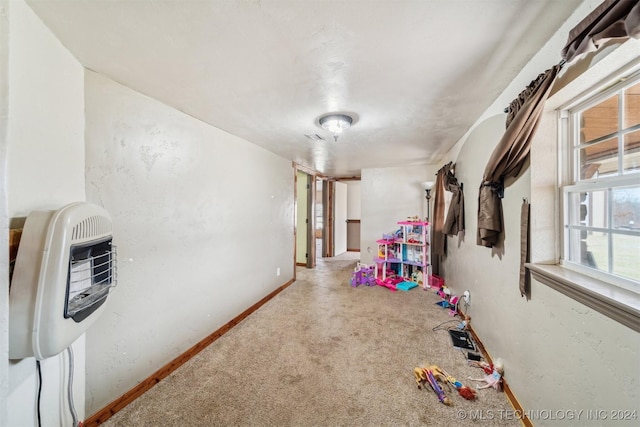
67,347,79,427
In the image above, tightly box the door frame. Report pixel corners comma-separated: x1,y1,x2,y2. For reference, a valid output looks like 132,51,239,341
293,166,361,264
294,164,317,268
323,180,334,258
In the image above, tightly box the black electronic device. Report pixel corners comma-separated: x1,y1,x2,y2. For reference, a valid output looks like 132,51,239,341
448,329,475,350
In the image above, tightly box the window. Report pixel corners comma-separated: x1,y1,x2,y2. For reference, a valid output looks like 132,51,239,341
561,72,640,293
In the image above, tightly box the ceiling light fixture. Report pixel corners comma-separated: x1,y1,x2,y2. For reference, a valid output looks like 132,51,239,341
319,113,353,141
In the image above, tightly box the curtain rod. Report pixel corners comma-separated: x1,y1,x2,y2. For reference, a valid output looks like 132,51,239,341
503,59,566,113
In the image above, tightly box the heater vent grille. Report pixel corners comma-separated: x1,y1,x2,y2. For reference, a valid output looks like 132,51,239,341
66,243,117,320
72,215,111,241
305,133,325,141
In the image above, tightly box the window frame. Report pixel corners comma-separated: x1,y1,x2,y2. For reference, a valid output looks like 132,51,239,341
526,50,640,334
559,70,640,293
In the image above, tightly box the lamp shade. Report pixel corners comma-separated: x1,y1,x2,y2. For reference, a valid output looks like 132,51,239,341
422,181,435,190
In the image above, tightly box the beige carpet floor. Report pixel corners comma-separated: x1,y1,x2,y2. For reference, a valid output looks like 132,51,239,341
103,254,520,426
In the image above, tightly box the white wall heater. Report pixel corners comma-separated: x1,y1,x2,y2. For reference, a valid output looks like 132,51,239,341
9,202,117,360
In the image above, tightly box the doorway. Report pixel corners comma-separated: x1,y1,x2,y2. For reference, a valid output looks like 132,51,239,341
295,170,315,268
314,178,353,261
315,177,323,262
294,168,361,268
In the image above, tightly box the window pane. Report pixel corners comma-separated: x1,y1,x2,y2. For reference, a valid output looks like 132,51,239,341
579,137,618,179
567,190,608,228
567,192,585,226
612,186,640,230
568,228,608,270
589,190,608,228
580,94,618,143
623,81,640,129
623,129,640,174
612,233,640,282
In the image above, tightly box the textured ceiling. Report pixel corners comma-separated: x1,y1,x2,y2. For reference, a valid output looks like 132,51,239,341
26,0,582,177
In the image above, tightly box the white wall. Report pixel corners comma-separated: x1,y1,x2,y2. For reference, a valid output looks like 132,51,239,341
5,0,86,425
345,181,361,251
346,181,361,219
439,0,640,421
360,165,435,265
0,1,9,424
334,181,348,255
83,71,295,416
7,0,85,214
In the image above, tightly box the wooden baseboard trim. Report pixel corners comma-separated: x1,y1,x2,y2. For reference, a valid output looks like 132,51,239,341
346,248,360,252
296,262,306,267
503,382,533,427
9,228,23,284
84,277,296,426
460,312,532,427
9,228,23,262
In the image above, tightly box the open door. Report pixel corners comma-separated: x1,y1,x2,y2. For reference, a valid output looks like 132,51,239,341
307,176,316,267
295,171,315,267
334,181,348,256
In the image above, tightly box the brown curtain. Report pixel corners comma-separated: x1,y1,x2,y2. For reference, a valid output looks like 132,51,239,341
519,200,531,299
562,0,640,64
432,164,449,270
477,64,561,248
443,166,464,236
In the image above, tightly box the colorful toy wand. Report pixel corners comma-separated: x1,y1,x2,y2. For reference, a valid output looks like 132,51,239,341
425,369,451,405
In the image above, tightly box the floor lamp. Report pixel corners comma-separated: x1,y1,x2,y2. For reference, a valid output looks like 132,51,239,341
422,181,435,222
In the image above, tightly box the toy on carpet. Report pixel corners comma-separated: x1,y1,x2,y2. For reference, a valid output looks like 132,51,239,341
425,369,450,405
426,274,444,290
468,358,504,391
436,285,451,300
448,296,459,316
435,286,458,313
438,367,477,400
456,316,471,331
435,286,451,308
350,263,376,287
412,270,424,287
396,281,418,291
433,285,464,316
413,363,452,406
377,275,403,291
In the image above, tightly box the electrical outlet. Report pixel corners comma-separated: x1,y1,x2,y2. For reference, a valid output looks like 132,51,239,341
462,290,471,305
276,267,281,277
